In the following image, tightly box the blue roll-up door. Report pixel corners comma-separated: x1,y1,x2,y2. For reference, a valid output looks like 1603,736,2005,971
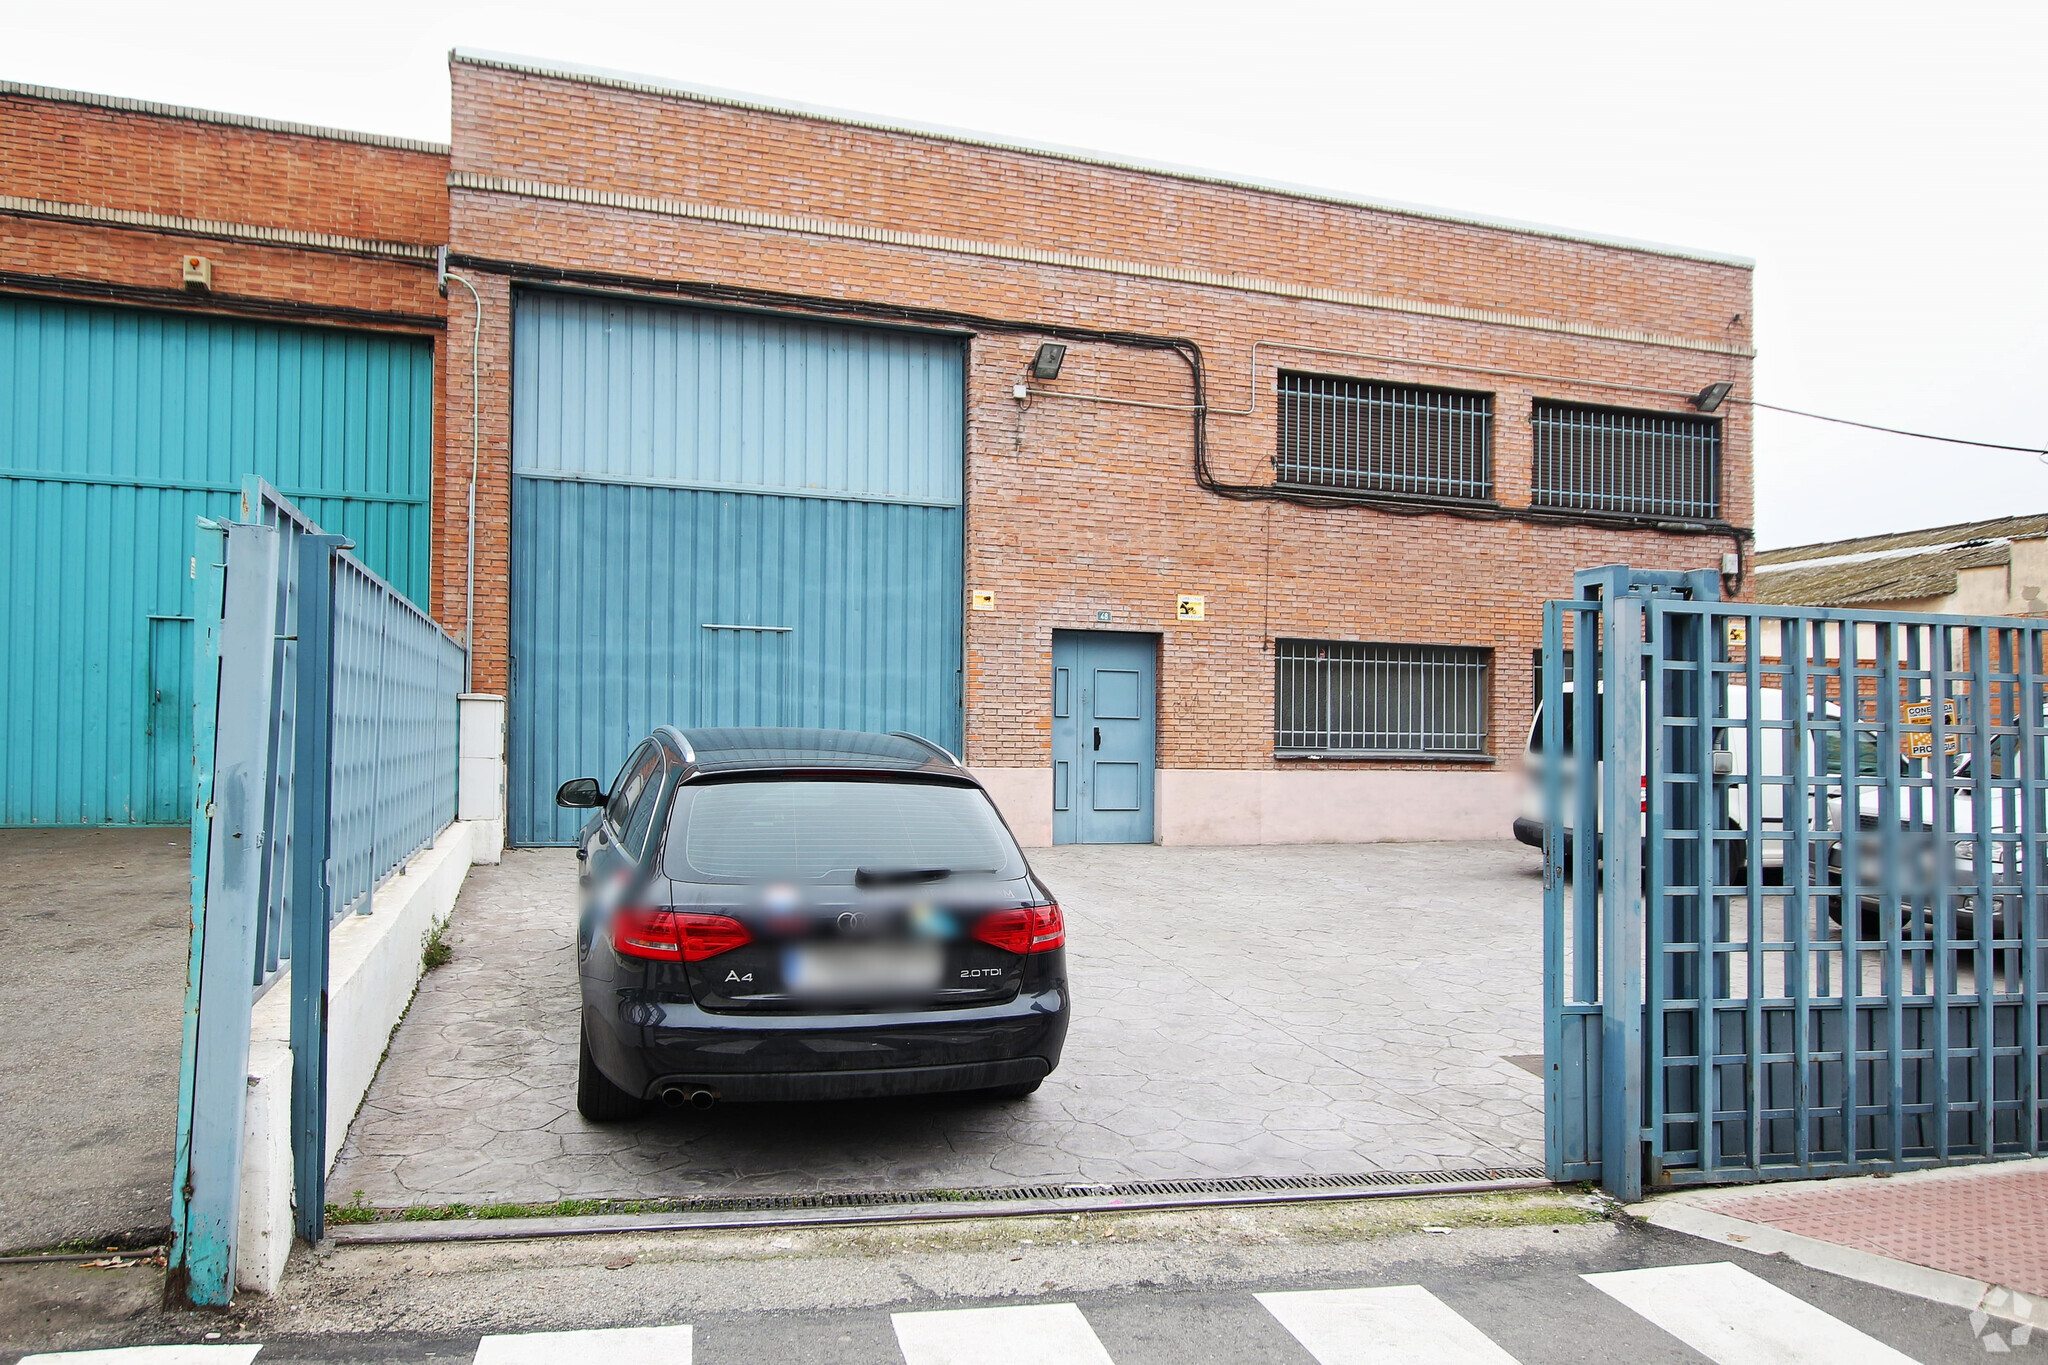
0,296,435,826
509,291,965,845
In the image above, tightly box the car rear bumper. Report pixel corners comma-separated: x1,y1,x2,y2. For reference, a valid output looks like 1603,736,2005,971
1513,816,1545,849
649,1057,1050,1103
587,988,1069,1102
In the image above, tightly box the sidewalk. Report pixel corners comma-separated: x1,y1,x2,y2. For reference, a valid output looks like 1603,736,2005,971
1633,1158,2048,1346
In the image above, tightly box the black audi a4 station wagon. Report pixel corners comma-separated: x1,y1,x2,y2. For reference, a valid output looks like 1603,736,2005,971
558,727,1070,1120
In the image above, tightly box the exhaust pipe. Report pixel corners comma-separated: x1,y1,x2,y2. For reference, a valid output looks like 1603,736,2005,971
659,1086,719,1111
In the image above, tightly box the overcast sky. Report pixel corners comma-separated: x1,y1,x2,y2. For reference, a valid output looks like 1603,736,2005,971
11,1,2044,549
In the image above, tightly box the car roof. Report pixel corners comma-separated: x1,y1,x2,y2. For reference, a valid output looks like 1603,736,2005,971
656,726,967,779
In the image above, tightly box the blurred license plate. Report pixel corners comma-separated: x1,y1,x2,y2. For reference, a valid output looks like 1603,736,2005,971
784,943,943,994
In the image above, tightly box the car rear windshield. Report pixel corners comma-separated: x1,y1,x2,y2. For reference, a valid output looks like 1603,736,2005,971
664,778,1024,883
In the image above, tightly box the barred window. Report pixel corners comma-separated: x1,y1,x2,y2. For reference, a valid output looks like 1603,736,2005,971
1275,640,1490,756
1276,373,1493,501
1531,400,1720,520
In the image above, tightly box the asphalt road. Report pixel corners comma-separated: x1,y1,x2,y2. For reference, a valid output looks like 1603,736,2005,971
0,1195,2029,1363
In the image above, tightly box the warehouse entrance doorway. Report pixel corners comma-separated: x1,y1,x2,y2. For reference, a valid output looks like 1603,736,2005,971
505,291,967,845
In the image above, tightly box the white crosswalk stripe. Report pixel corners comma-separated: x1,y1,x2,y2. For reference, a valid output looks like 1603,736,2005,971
470,1325,692,1365
1584,1261,1924,1365
15,1350,263,1365
891,1302,1117,1364
1255,1285,1523,1364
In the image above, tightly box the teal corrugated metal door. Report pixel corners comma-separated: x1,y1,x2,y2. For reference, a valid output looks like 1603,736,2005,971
509,292,965,845
0,296,434,826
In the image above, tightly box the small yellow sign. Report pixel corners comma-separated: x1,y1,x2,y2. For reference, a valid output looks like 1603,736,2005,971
1724,619,1747,647
1177,595,1205,621
970,590,995,611
1901,698,1961,759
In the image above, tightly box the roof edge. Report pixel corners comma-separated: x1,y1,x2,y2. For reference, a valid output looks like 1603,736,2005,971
0,78,451,155
449,48,1754,270
1757,513,2048,565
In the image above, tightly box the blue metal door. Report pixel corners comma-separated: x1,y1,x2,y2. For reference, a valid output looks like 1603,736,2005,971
0,296,435,826
508,291,965,845
1051,631,1157,844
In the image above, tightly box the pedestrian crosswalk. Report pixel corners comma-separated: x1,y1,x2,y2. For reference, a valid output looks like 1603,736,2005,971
14,1262,1946,1364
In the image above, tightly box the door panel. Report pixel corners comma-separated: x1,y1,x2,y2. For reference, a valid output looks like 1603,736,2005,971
144,616,193,824
1051,632,1157,843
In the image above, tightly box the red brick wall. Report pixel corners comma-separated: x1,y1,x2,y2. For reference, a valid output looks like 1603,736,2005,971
445,59,1753,777
3,91,448,244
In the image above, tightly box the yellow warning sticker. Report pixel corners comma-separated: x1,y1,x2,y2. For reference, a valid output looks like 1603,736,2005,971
970,590,995,611
1177,595,1205,621
1901,698,1960,758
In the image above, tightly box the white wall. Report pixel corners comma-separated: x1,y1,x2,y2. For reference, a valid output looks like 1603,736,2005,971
973,765,1522,847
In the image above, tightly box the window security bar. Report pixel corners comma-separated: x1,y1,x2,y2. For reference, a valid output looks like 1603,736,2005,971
1531,400,1720,520
1276,372,1493,502
1275,640,1489,756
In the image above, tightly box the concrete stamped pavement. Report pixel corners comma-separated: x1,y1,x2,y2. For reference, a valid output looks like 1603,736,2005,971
329,842,1546,1207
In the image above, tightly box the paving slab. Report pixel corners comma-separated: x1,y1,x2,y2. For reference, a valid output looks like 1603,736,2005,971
329,841,1547,1207
1705,1161,2048,1298
0,827,191,1251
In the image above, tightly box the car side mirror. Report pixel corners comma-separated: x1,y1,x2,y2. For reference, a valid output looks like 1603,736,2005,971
556,777,605,809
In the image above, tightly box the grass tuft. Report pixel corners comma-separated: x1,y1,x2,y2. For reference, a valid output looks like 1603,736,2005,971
420,921,452,972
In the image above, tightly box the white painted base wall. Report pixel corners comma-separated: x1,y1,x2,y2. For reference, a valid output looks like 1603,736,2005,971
971,767,1053,847
972,767,1522,847
235,817,500,1293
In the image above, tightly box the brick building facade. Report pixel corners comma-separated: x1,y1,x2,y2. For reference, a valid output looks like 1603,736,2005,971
1,56,1755,844
435,52,1753,845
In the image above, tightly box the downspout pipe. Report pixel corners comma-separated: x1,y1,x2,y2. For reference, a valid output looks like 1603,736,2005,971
437,248,483,693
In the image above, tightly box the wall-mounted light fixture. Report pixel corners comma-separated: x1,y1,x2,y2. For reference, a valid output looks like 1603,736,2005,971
1030,343,1066,380
1691,382,1733,413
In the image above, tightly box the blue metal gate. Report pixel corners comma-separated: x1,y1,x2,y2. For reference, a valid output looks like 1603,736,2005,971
508,291,965,845
1546,565,2048,1199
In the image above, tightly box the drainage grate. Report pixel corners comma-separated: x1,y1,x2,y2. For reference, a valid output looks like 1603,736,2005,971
640,1166,1548,1215
331,1166,1556,1243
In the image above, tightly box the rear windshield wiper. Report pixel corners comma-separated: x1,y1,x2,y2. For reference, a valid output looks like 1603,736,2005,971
855,866,988,888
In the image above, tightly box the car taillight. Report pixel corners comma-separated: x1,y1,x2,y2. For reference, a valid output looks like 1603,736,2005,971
613,907,752,962
972,903,1065,955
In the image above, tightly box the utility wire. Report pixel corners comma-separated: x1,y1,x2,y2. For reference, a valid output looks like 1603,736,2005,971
1741,400,2048,454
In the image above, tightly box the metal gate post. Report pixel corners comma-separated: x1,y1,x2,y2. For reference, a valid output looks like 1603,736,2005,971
289,532,347,1243
167,520,282,1306
168,518,226,1305
1600,589,1649,1203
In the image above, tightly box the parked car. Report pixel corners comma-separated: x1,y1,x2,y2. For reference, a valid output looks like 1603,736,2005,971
559,726,1069,1120
1516,680,2002,934
1512,679,1852,877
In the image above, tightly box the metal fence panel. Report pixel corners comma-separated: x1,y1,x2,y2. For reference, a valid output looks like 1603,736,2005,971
1275,373,1493,501
239,479,463,978
326,552,463,917
1545,564,2048,1196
